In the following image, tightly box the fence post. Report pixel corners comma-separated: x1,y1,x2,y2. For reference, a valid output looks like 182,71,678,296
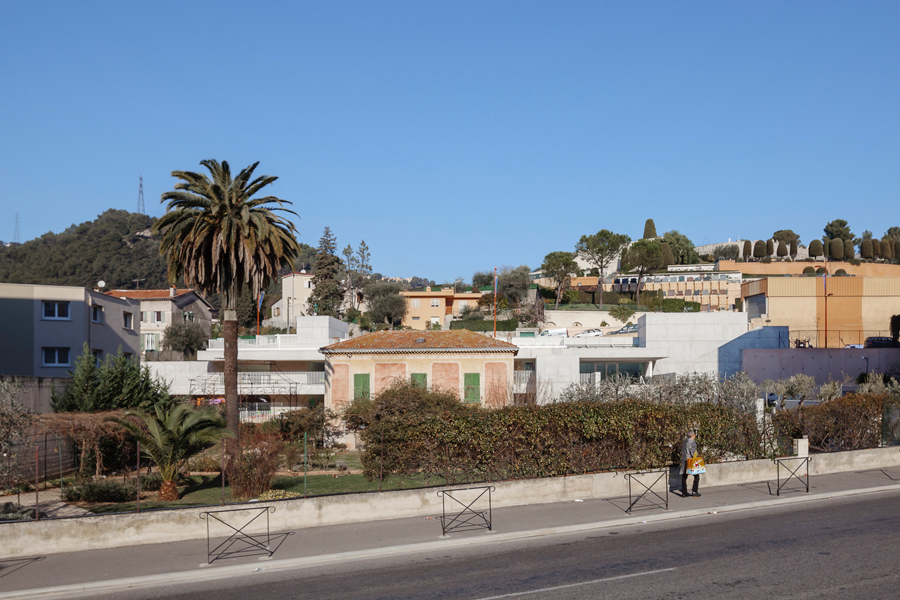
303,431,307,496
221,441,226,506
136,440,141,514
34,445,39,521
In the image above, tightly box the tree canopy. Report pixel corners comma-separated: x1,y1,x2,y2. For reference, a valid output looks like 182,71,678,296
575,230,630,306
541,251,578,309
307,227,345,317
642,219,657,239
823,219,854,242
366,281,407,327
620,239,663,304
661,231,699,265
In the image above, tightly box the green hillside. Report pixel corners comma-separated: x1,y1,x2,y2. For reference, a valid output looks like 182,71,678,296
0,210,171,289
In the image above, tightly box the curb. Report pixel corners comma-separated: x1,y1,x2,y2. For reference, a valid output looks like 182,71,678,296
4,483,900,600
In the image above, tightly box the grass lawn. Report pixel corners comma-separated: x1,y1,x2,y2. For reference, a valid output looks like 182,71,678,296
84,471,446,514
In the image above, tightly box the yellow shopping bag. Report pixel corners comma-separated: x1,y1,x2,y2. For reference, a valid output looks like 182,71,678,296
686,452,706,475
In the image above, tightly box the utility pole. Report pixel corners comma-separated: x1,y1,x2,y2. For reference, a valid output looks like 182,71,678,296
133,278,146,290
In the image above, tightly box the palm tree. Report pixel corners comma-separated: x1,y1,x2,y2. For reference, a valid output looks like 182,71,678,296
153,160,301,436
108,405,228,501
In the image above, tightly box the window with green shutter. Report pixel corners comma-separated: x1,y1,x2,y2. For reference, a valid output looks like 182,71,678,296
353,373,370,399
464,373,480,403
411,373,427,388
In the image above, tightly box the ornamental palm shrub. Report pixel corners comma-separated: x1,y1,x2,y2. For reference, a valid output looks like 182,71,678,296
107,405,228,501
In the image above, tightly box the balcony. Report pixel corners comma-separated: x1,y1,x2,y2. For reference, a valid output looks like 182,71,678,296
188,371,325,396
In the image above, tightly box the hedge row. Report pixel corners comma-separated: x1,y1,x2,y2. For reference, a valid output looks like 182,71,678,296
449,319,519,332
360,400,764,483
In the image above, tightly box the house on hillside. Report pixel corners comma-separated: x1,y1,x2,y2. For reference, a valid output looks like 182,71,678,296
106,287,214,355
400,287,483,330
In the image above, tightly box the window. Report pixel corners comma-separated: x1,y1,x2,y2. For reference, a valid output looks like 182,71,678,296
42,347,70,367
353,374,370,400
411,316,420,321
42,301,70,320
124,312,133,329
431,299,440,308
124,352,133,362
411,299,420,308
155,311,163,323
411,373,427,388
92,349,102,366
430,317,440,325
91,305,103,323
464,373,480,403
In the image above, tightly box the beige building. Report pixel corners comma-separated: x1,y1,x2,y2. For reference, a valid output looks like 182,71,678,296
0,283,141,380
106,287,214,354
610,271,742,311
320,330,517,409
741,276,900,347
400,287,482,330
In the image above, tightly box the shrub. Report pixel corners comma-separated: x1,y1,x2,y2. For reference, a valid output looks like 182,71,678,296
62,480,137,503
808,240,823,258
760,257,772,263
139,472,164,491
186,453,222,473
802,266,816,275
815,267,827,274
0,502,43,521
357,399,765,484
224,433,284,499
449,319,518,332
848,258,861,266
772,394,897,452
258,489,303,501
834,269,847,276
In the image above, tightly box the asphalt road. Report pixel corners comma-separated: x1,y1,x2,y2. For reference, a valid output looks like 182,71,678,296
92,492,900,600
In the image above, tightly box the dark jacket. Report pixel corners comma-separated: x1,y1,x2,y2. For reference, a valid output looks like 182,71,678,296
680,436,697,475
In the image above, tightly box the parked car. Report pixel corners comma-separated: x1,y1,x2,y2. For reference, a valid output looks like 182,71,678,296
572,328,604,338
864,336,900,349
539,328,568,337
611,324,639,335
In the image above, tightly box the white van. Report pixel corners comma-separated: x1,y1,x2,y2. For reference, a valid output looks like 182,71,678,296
539,328,568,337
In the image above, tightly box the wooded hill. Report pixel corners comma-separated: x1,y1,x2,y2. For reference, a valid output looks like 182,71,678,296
0,209,315,293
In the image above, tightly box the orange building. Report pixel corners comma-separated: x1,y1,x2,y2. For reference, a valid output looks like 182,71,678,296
400,287,482,330
320,330,517,409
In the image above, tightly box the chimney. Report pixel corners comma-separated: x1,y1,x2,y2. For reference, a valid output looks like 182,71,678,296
169,286,176,297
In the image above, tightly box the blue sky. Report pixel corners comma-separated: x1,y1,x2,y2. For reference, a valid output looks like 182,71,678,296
2,2,899,282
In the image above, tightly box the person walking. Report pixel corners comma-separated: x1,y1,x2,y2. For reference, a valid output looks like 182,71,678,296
681,430,701,497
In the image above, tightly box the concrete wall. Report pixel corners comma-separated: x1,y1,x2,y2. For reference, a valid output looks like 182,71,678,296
641,312,785,377
146,361,214,396
0,375,70,413
742,348,900,386
4,446,900,559
543,310,632,330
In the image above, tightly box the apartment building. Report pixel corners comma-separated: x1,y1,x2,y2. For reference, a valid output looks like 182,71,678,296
0,282,141,381
106,287,214,354
610,271,742,311
400,287,482,330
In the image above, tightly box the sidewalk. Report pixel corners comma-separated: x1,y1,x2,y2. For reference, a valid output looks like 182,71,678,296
2,466,900,599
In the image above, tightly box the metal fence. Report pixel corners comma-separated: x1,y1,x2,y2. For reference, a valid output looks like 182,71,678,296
2,433,77,490
787,330,893,348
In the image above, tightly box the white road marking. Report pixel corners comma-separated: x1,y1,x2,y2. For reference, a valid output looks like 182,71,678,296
473,567,677,599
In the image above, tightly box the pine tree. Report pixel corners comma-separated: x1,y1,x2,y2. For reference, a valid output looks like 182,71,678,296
307,227,345,317
643,219,657,239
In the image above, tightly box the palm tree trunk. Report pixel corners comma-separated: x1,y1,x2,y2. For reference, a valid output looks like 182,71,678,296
224,311,239,439
159,479,179,501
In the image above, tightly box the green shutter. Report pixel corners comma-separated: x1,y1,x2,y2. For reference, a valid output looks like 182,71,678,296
353,374,370,400
464,373,480,403
411,373,427,388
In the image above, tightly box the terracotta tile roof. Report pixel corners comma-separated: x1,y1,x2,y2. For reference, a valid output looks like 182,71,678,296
106,289,195,300
321,330,518,352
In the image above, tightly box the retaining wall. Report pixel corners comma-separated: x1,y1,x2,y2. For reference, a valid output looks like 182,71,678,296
3,446,900,559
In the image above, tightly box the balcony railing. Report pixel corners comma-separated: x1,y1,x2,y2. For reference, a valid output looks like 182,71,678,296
514,371,535,385
193,371,325,387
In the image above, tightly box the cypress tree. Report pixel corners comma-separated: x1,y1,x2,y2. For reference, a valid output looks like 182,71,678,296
743,240,752,260
809,239,823,258
882,238,894,260
307,227,346,317
873,238,881,258
790,239,798,258
765,239,774,257
829,238,843,260
843,239,854,261
753,240,766,259
861,239,873,260
662,242,674,267
643,219,657,239
777,240,787,257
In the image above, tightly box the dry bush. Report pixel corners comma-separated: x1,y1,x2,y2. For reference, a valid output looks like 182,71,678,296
224,432,284,499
